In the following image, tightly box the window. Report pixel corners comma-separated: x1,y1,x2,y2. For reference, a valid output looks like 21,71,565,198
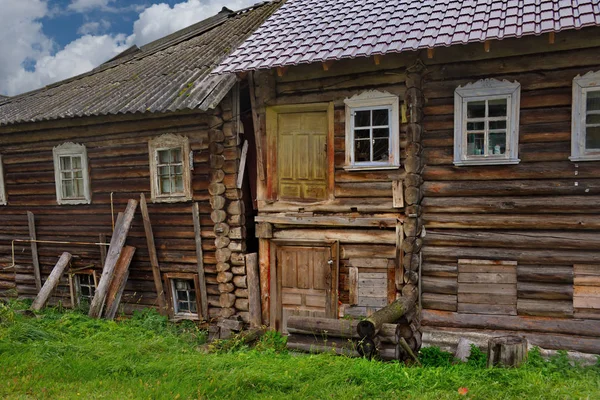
70,271,98,307
52,143,91,204
148,134,192,202
344,90,400,170
454,79,521,166
0,155,6,205
163,273,201,319
571,71,600,161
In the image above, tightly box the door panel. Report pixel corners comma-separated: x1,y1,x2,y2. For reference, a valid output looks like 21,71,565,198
277,111,328,201
277,245,333,333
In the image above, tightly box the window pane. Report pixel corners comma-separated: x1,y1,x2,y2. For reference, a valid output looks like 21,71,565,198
158,150,170,164
586,126,600,150
489,131,507,155
189,300,197,313
75,179,84,197
174,176,184,193
74,170,83,179
467,121,484,131
488,99,508,117
354,140,370,162
586,90,600,111
160,177,171,194
178,301,189,312
467,133,484,155
60,156,71,171
174,165,183,175
71,156,82,169
372,139,389,162
354,129,370,139
354,110,370,127
373,128,389,139
158,166,170,176
489,120,507,130
61,171,72,180
62,180,74,198
171,148,182,163
586,114,600,125
467,101,485,118
372,109,389,126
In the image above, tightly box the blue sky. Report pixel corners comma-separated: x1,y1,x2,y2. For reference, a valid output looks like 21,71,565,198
0,0,256,96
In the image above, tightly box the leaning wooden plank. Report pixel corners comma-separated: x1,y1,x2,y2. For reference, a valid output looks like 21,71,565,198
89,199,138,318
31,252,72,311
357,290,417,338
245,253,261,327
140,193,167,315
27,211,42,291
236,140,249,189
103,246,136,320
192,202,208,320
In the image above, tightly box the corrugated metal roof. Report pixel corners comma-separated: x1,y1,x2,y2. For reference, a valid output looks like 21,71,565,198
215,0,600,73
0,1,281,126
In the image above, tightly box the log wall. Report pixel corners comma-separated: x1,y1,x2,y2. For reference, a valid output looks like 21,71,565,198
0,91,251,321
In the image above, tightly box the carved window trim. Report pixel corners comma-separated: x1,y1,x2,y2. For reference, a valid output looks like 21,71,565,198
0,155,6,206
148,134,192,203
571,71,600,162
52,142,91,205
454,79,521,166
344,90,401,170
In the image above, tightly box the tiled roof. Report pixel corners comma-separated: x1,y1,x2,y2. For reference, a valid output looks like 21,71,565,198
215,0,600,73
0,1,281,126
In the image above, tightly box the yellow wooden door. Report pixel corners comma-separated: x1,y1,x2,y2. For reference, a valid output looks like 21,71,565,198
277,245,333,333
277,111,328,201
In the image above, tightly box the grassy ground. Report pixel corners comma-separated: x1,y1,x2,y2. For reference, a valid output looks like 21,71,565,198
1,300,600,399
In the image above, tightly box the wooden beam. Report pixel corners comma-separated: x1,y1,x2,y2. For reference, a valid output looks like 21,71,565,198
254,215,399,228
484,40,491,52
374,55,382,65
89,199,138,318
247,72,265,181
236,71,248,80
103,246,136,320
26,211,41,292
392,180,404,208
236,140,249,189
245,253,262,327
549,32,555,44
259,238,270,325
276,66,288,77
31,252,72,311
427,48,435,59
99,234,107,267
192,202,209,320
139,193,167,315
322,60,334,71
396,222,404,291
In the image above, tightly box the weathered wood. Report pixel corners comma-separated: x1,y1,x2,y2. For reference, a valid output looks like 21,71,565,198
99,234,107,267
398,336,422,365
244,253,261,327
248,72,265,181
392,180,404,208
31,252,72,311
287,333,359,357
140,193,167,315
192,202,209,320
26,211,41,292
258,239,270,325
487,336,528,368
103,246,136,320
236,140,249,189
89,199,138,318
255,215,398,228
357,291,417,338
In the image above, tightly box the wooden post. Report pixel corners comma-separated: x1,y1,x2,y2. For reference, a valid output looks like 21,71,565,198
487,336,528,368
258,238,270,325
31,252,72,311
89,199,138,318
27,211,41,291
99,234,107,267
140,193,167,315
248,72,265,181
192,202,209,320
103,246,136,320
245,253,261,327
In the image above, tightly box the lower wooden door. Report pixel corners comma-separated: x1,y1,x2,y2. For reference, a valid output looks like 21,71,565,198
272,242,338,333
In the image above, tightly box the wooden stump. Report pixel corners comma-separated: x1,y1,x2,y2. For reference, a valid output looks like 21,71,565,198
487,336,528,368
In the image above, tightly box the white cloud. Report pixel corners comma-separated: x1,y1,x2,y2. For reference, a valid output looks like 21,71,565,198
132,0,256,46
77,19,111,35
68,0,115,13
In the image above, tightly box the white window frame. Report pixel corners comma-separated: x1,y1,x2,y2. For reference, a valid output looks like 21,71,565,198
344,90,400,170
148,134,192,203
52,142,91,205
571,71,600,161
0,155,6,206
454,79,521,166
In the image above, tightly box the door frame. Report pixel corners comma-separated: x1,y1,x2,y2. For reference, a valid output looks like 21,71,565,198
265,102,335,202
269,239,339,331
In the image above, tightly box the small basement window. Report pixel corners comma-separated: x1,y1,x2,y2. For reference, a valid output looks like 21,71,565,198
344,90,400,170
163,273,201,319
0,155,6,205
70,271,98,307
52,143,91,205
454,79,521,166
571,71,600,161
148,134,192,202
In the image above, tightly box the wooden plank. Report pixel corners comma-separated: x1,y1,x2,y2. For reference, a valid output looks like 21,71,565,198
574,296,600,309
273,229,396,244
358,287,388,297
574,264,600,276
518,265,573,284
236,140,249,189
387,262,396,304
259,239,270,325
255,215,398,228
103,246,136,320
140,193,167,315
89,199,138,318
358,296,387,307
248,72,265,181
574,275,600,286
574,286,600,297
458,283,517,295
395,222,403,290
517,282,572,300
458,272,517,284
392,180,404,208
347,258,389,269
348,266,358,306
192,202,208,320
245,253,261,328
99,234,107,267
458,263,517,274
358,278,387,288
458,293,517,305
422,277,458,295
422,293,457,311
422,263,457,278
517,299,573,317
457,303,517,316
26,211,41,291
31,252,72,311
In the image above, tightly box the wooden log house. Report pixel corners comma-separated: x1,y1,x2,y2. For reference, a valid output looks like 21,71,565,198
214,0,600,353
0,2,281,322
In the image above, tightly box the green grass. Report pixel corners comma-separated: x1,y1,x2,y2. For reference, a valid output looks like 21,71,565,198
1,300,600,399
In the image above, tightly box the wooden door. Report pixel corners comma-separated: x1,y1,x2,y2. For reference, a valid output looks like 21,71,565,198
275,244,337,333
277,111,328,201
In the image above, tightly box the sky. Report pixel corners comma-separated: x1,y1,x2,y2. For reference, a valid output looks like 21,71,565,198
0,0,257,96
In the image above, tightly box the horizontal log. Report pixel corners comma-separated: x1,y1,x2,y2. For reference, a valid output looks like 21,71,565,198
421,293,457,312
517,282,573,301
421,277,457,295
424,214,600,230
255,215,398,228
423,196,600,214
424,180,600,197
421,263,457,278
273,229,396,244
517,299,573,317
517,265,573,284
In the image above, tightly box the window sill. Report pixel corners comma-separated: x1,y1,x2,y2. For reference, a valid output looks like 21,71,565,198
57,198,91,205
151,195,192,203
343,164,400,171
569,155,600,162
453,158,520,166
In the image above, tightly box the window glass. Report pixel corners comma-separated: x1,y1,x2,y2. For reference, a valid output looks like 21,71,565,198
59,155,85,199
157,148,184,195
352,108,391,164
586,91,600,150
464,98,509,158
77,274,96,304
173,279,197,314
